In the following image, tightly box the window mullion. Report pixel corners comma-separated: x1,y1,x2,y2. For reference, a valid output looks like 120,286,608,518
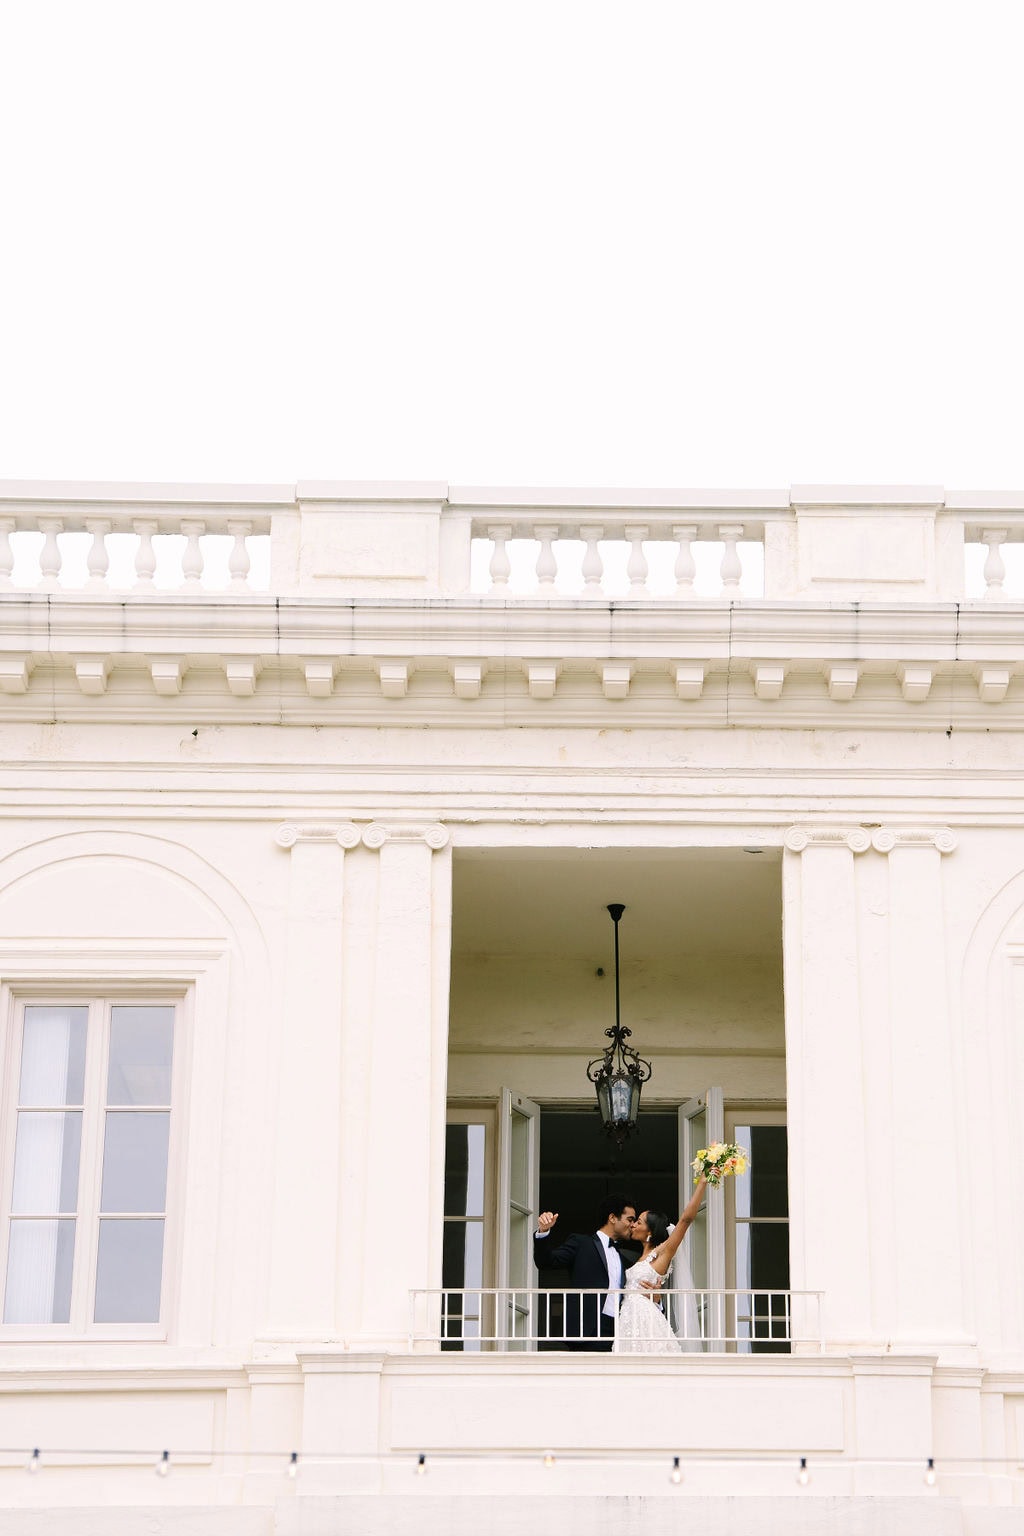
74,997,109,1331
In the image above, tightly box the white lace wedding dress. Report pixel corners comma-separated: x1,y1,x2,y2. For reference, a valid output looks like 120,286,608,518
613,1251,702,1353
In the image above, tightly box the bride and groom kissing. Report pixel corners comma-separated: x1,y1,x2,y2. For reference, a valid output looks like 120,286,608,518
533,1175,708,1353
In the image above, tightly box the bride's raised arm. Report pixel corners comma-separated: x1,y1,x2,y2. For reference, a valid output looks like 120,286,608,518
649,1176,707,1277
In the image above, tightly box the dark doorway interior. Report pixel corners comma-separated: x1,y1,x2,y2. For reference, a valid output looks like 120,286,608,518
535,1108,678,1345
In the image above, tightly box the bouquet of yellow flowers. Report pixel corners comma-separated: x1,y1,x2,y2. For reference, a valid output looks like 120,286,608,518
692,1141,750,1188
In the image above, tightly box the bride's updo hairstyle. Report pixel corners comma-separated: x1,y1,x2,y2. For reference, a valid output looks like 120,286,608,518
643,1210,672,1247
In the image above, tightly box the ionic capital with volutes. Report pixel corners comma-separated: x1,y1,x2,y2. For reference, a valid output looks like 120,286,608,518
784,825,957,856
275,822,362,850
361,822,450,851
868,826,957,855
783,827,873,854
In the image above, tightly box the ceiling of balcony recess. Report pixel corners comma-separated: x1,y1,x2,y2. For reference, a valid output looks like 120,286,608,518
451,847,782,963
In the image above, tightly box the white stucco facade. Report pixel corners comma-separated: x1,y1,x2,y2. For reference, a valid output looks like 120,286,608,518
1,483,1023,1535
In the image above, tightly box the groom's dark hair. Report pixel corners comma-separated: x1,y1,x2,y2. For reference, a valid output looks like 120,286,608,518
598,1193,636,1228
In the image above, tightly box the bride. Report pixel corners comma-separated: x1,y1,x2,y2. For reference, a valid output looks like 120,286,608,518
613,1175,707,1353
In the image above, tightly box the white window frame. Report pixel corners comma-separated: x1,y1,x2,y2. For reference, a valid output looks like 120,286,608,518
0,983,191,1341
725,1103,789,1350
444,1103,496,1293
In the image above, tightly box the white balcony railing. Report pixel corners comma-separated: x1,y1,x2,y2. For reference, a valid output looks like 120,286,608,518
409,1288,825,1354
3,483,1024,602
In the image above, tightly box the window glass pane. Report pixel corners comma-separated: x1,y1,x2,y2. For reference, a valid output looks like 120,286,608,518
93,1219,164,1323
20,1007,87,1106
734,1218,752,1291
100,1112,170,1213
749,1222,791,1291
107,1007,174,1105
735,1124,752,1219
4,1219,76,1323
12,1111,82,1214
445,1126,469,1216
442,1219,484,1291
444,1124,485,1217
749,1126,788,1218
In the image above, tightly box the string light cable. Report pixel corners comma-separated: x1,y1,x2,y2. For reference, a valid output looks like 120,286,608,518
0,1447,996,1481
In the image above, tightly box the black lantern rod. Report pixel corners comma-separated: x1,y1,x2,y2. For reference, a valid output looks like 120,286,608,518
608,902,624,1032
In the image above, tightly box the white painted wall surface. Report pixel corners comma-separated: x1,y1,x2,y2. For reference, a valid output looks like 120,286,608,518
1,484,1023,1531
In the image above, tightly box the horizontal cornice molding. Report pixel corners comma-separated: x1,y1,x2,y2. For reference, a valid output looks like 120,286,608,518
5,593,1024,650
3,595,1024,725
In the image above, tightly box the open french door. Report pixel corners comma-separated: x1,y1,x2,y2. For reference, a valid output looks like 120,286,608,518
679,1089,725,1347
496,1088,540,1349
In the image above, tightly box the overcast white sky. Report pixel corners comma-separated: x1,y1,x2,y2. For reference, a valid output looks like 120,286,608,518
1,1,1022,492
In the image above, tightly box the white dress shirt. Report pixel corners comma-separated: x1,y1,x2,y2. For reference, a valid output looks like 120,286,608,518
533,1227,625,1320
597,1230,623,1318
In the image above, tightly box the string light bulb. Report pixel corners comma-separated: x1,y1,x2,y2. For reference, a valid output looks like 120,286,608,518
415,1454,427,1477
542,1451,556,1469
288,1452,299,1479
156,1450,170,1477
26,1448,40,1474
669,1456,682,1485
925,1457,937,1487
796,1456,810,1487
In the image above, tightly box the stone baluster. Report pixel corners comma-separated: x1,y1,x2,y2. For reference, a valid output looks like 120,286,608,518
38,516,64,591
180,518,206,591
981,527,1008,601
579,523,604,597
625,524,649,596
534,523,559,594
673,523,697,598
0,518,15,589
227,519,253,591
718,523,744,595
487,524,512,596
84,518,111,592
133,518,159,590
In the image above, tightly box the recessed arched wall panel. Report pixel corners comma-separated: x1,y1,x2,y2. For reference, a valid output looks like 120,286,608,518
0,829,275,1351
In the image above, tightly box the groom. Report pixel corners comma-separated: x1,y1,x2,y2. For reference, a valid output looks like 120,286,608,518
533,1195,636,1351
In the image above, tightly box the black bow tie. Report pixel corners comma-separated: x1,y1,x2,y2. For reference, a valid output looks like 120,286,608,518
608,1240,621,1250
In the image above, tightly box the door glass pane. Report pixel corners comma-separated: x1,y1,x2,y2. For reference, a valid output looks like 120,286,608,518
4,1219,76,1323
100,1112,170,1212
684,1107,708,1289
107,1007,174,1105
510,1111,529,1207
20,1007,87,1106
93,1219,164,1323
12,1111,82,1213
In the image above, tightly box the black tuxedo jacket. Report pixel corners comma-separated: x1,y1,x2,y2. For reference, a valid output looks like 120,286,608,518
533,1231,625,1344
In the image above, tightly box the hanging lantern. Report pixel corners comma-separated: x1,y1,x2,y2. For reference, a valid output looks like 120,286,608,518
586,903,652,1145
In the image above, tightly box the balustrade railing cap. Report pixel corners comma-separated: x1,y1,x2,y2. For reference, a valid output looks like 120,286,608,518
0,480,294,508
296,480,449,504
450,486,790,512
790,484,945,508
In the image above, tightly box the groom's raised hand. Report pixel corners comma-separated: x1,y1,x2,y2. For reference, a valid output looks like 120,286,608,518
537,1212,558,1233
